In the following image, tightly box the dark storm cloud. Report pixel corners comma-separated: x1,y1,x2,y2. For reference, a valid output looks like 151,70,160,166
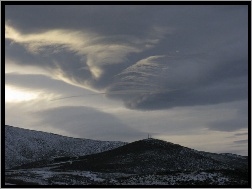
108,54,247,110
5,5,176,36
5,5,248,110
35,106,145,141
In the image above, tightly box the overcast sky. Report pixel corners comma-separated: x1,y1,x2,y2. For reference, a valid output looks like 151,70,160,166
5,5,248,155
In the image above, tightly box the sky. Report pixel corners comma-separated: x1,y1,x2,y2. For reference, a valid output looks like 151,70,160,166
5,5,248,155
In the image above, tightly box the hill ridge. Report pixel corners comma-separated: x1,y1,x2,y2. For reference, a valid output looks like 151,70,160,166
5,125,127,169
5,126,248,186
46,136,247,175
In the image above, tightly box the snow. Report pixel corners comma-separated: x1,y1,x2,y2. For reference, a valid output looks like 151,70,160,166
6,167,235,185
5,125,127,169
5,168,106,185
81,171,105,182
117,171,232,185
5,183,16,185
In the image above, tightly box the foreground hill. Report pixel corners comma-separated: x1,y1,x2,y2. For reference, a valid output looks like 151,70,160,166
6,138,248,186
55,138,248,174
5,125,127,169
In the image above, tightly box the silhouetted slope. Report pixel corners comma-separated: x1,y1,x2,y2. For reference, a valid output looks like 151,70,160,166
54,138,247,174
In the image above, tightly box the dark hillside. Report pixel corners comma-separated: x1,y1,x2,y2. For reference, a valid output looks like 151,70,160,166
55,138,239,174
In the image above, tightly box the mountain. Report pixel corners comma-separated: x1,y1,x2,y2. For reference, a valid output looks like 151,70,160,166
5,125,127,169
5,137,249,186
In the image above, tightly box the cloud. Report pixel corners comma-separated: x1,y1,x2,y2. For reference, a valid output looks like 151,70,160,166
206,99,248,132
233,139,248,144
107,55,172,103
5,85,42,103
108,53,247,110
5,23,165,79
5,72,125,112
5,73,89,96
6,25,132,78
234,133,248,137
5,6,248,111
34,106,145,142
207,118,248,132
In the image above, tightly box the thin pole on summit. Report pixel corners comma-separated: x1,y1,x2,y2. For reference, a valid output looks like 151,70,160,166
147,134,151,139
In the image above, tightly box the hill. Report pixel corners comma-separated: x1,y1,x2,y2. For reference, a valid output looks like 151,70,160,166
6,138,248,186
5,125,127,169
54,138,248,174
4,126,248,186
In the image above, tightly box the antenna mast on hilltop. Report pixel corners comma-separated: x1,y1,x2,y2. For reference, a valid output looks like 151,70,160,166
147,134,152,139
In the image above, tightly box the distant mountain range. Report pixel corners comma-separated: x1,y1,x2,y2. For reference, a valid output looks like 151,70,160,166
4,125,249,186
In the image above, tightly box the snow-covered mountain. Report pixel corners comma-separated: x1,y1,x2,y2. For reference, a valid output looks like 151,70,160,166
4,126,249,186
5,125,127,169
